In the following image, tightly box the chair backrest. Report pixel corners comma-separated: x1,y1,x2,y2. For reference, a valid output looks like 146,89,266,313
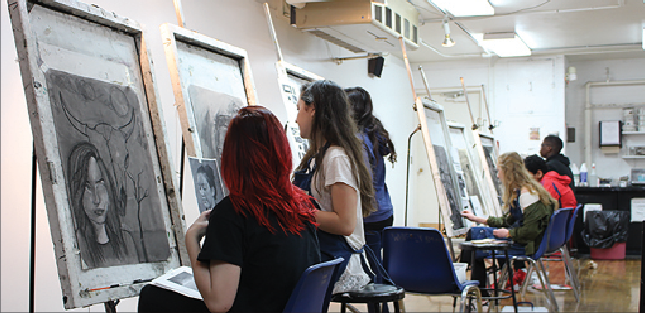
532,207,573,259
382,227,462,294
283,258,343,313
564,204,583,243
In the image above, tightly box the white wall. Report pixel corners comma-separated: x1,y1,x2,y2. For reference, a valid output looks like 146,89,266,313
0,1,417,311
565,57,645,179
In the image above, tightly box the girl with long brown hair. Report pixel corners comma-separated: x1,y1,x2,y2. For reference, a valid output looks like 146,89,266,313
293,80,376,296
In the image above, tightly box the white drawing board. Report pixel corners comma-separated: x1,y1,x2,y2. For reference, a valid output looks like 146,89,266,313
275,61,323,171
415,97,469,236
448,123,492,220
160,23,258,218
8,0,186,308
480,133,503,212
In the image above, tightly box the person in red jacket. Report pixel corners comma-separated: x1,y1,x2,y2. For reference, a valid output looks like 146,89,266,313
524,154,577,209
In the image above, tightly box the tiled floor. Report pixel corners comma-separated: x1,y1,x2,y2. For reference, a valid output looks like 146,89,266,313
329,259,640,312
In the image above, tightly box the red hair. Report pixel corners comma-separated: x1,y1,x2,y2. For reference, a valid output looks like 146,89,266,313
220,106,317,235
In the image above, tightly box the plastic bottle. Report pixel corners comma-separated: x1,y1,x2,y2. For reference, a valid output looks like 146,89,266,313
590,163,598,187
571,163,580,187
579,163,588,186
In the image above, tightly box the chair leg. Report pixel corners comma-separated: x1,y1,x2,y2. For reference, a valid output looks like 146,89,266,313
498,262,508,290
341,302,347,313
562,247,581,302
520,262,533,298
461,285,483,313
453,297,457,313
397,299,406,313
537,259,559,312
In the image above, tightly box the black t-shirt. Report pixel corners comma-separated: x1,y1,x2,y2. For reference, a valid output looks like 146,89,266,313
198,196,321,312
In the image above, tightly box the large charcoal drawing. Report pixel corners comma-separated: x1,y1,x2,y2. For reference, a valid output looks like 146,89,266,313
433,145,464,230
483,146,503,205
188,85,243,161
188,157,224,213
46,70,170,269
458,149,480,198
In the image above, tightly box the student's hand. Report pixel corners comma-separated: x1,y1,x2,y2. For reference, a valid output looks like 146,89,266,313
493,229,509,238
187,210,211,241
461,210,476,221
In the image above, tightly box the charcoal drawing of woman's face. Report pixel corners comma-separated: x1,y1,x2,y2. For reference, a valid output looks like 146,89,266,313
82,157,109,225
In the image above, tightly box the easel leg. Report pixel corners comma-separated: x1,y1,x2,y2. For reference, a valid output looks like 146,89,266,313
179,139,185,197
29,146,37,313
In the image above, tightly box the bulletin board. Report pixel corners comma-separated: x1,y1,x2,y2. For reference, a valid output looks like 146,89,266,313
275,61,323,171
8,0,186,308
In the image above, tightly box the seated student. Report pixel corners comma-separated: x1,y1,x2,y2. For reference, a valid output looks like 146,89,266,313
524,154,577,208
138,106,321,313
461,152,557,294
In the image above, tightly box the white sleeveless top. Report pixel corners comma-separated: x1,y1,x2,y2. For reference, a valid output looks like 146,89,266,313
311,147,370,293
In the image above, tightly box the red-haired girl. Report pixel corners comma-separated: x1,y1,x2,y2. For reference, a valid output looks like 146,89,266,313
139,106,321,313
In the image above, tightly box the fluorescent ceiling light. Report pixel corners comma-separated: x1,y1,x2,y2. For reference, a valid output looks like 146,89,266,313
472,32,531,57
429,0,494,16
642,26,644,50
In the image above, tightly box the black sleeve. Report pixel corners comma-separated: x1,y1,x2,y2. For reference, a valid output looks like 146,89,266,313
197,197,244,266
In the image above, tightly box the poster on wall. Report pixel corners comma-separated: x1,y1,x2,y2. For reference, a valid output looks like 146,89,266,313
275,61,323,171
415,98,469,236
160,23,257,216
8,0,185,308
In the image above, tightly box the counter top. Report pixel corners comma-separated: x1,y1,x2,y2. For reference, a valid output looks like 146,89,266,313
574,186,645,192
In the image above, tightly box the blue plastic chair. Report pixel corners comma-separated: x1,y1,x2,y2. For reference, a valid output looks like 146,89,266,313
382,227,483,313
512,207,573,312
283,258,343,313
553,204,583,302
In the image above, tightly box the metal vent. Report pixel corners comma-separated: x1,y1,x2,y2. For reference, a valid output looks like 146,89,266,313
386,7,392,28
395,13,401,34
307,30,366,53
374,5,383,23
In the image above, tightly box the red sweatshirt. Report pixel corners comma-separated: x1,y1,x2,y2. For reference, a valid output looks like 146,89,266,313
541,171,577,208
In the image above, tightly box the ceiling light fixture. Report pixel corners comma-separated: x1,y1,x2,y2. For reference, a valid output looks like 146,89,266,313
429,0,494,16
442,21,455,47
472,32,531,57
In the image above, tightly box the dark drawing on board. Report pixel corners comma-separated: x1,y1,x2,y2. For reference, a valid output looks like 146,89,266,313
458,149,480,198
188,158,224,213
188,85,243,160
188,85,242,200
46,70,170,269
433,145,464,230
482,145,503,205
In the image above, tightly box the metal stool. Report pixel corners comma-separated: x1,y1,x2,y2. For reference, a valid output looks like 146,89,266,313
331,283,405,313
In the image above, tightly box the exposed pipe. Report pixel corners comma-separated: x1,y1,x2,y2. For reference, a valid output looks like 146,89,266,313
404,125,422,227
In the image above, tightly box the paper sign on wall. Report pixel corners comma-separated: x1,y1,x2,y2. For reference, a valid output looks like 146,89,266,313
631,198,645,222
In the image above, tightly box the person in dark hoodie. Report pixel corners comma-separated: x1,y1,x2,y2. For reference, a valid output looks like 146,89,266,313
540,135,574,191
524,154,577,209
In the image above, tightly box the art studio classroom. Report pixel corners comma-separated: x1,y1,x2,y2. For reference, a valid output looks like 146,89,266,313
1,0,645,312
